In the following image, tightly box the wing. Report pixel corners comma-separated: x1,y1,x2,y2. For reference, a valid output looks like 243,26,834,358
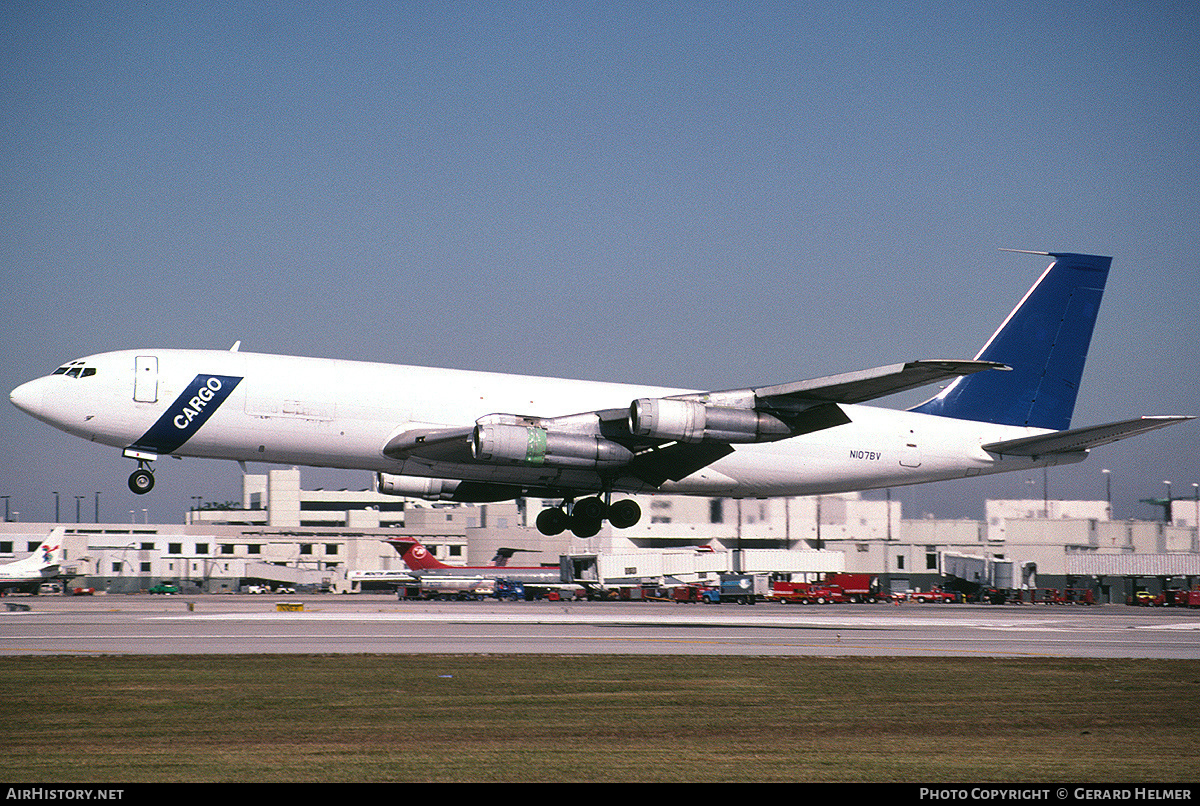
382,360,1005,487
698,359,1008,409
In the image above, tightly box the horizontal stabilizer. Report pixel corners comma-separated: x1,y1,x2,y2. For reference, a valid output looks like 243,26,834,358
982,416,1194,457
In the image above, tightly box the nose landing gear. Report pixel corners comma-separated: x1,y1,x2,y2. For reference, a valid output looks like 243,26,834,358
128,463,155,495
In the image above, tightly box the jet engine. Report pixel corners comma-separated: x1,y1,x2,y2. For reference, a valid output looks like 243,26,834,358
628,398,793,443
472,423,634,469
375,474,461,500
375,474,522,503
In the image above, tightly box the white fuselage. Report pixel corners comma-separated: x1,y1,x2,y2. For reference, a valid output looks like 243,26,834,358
10,349,1078,498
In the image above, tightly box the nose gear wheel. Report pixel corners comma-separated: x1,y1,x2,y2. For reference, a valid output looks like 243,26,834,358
128,464,155,495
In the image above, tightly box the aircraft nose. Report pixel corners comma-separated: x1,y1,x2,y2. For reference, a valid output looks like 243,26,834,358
10,378,46,417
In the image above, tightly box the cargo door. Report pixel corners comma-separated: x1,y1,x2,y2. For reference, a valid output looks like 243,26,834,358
133,355,158,403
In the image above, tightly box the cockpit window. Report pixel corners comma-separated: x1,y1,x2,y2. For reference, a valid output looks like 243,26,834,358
53,361,97,378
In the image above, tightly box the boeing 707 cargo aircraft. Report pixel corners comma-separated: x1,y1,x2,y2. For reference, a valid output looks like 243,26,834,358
10,252,1191,537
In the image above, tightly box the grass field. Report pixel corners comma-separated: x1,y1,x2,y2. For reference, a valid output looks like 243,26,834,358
1,654,1197,783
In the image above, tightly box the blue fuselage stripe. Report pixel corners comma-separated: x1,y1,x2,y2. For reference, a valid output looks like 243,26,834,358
128,374,243,455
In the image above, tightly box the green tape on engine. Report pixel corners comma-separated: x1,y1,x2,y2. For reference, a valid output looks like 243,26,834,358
525,427,547,465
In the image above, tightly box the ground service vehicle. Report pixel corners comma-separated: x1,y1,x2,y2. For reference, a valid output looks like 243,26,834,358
672,585,707,603
1063,588,1096,605
769,582,847,604
701,574,760,605
909,588,958,603
769,574,880,604
493,579,525,601
769,581,813,603
821,573,881,602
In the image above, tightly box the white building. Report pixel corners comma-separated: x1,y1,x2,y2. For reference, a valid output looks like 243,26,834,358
3,468,1197,600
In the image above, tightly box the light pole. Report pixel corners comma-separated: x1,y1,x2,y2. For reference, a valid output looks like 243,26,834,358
1025,478,1043,517
54,491,60,523
1102,469,1112,520
1165,481,1173,524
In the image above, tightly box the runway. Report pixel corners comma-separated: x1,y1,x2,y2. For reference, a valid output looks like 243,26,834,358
3,595,1199,658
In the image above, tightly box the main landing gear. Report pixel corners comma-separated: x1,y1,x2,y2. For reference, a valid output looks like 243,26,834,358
535,496,641,538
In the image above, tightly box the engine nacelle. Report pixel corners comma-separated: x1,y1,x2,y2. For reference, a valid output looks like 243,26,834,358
472,423,633,469
628,398,793,443
376,474,525,503
375,474,462,500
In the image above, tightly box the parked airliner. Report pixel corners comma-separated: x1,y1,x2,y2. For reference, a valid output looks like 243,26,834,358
346,540,563,588
385,538,565,585
9,252,1191,537
0,529,66,593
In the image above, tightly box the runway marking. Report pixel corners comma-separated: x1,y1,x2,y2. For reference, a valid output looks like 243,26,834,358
2,632,1187,647
0,634,1064,657
146,611,1072,630
0,646,115,654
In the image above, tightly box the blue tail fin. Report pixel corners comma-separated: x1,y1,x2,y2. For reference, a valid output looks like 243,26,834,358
909,252,1111,431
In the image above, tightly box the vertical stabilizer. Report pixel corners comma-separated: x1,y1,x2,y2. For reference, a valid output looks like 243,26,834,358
384,538,453,570
910,253,1111,431
0,528,65,576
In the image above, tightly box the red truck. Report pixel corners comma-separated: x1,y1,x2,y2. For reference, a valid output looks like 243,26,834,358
821,573,881,603
1150,589,1200,608
909,587,958,603
770,581,822,604
769,574,880,605
1063,588,1096,605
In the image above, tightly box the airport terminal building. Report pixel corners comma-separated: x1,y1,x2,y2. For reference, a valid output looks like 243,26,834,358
2,467,1198,601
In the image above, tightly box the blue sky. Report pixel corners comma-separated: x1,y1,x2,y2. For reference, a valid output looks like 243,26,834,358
2,1,1198,524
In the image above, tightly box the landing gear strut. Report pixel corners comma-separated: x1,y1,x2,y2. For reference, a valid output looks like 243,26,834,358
128,463,155,495
534,496,641,537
